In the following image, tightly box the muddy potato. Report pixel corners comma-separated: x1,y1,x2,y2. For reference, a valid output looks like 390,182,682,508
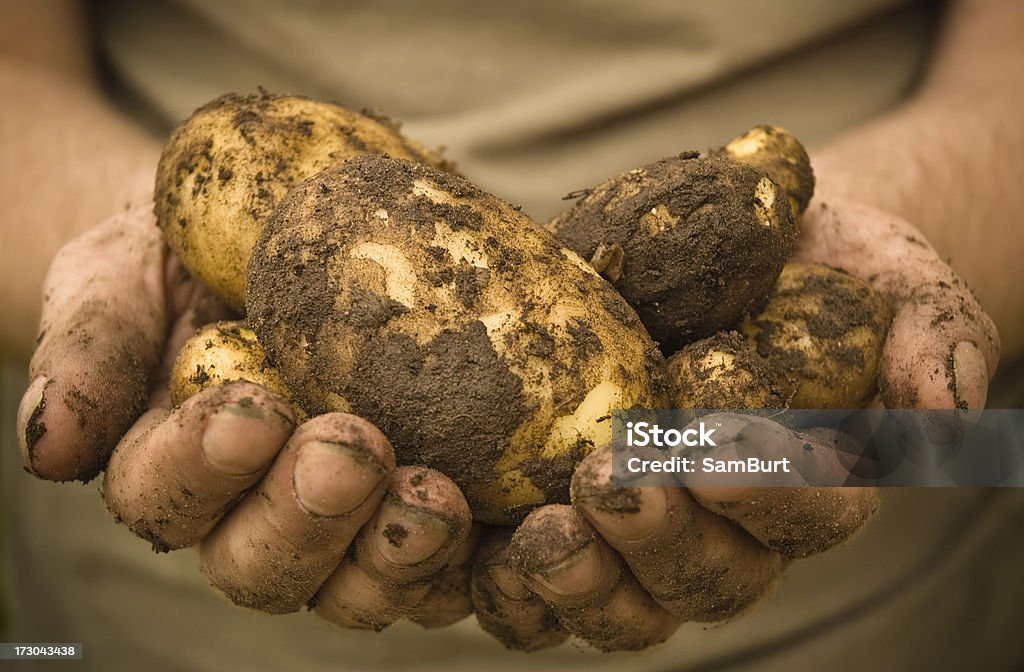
155,92,452,310
668,331,785,410
742,263,891,409
247,155,668,525
717,125,815,219
170,321,308,421
550,153,797,353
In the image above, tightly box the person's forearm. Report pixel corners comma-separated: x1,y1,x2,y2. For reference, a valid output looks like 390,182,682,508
812,0,1024,358
0,16,162,361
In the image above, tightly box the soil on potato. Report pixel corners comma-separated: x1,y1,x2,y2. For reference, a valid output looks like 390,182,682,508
200,92,449,178
748,268,888,383
248,156,593,522
669,331,784,409
551,153,795,354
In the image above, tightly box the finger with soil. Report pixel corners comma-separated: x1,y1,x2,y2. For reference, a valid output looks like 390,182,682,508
19,210,169,481
690,486,880,560
471,530,569,652
796,197,999,411
684,416,879,558
408,524,481,628
103,381,295,551
571,446,784,622
314,466,472,630
507,505,680,652
199,413,395,614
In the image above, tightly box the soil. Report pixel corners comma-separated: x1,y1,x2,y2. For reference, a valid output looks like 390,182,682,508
382,523,409,548
345,322,525,493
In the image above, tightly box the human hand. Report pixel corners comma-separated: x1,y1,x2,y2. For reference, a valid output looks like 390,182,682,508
15,208,476,629
471,426,876,652
470,195,1001,652
795,195,1000,411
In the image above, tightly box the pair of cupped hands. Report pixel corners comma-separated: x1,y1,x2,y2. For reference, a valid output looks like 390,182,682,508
17,193,998,652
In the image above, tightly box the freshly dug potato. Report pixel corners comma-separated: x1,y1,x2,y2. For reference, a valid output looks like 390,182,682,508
717,125,815,219
247,155,668,525
668,331,785,410
550,153,797,353
170,321,307,421
155,92,452,309
742,263,891,408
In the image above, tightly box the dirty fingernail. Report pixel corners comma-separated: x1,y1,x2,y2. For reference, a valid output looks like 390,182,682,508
576,486,668,542
202,402,290,475
16,376,49,474
952,340,988,412
528,541,604,597
294,441,385,516
488,565,535,601
374,498,451,566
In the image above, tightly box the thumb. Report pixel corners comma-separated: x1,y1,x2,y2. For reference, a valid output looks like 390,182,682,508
881,295,995,411
797,197,999,411
17,206,171,481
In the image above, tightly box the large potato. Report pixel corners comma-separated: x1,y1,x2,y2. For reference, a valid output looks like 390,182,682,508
550,153,796,354
247,155,668,524
155,92,451,309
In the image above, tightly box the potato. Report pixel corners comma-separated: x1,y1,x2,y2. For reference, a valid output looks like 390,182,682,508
247,155,668,524
550,153,796,354
742,263,891,408
717,125,815,219
667,331,784,410
169,321,308,421
154,92,452,310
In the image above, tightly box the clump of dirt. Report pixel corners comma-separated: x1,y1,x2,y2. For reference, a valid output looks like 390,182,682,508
344,322,526,498
382,523,409,548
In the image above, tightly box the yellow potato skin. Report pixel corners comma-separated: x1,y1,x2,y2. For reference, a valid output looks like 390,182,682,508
720,125,815,219
247,156,668,524
668,332,784,410
155,93,451,310
170,321,308,421
742,263,891,409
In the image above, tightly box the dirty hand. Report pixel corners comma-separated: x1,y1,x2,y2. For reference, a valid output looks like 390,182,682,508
16,208,475,629
470,196,1001,652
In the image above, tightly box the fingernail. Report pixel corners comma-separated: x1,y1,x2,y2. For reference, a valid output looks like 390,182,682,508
528,541,603,597
293,441,385,516
202,402,290,475
373,497,450,566
576,487,668,542
952,341,988,412
488,565,534,601
16,376,49,475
